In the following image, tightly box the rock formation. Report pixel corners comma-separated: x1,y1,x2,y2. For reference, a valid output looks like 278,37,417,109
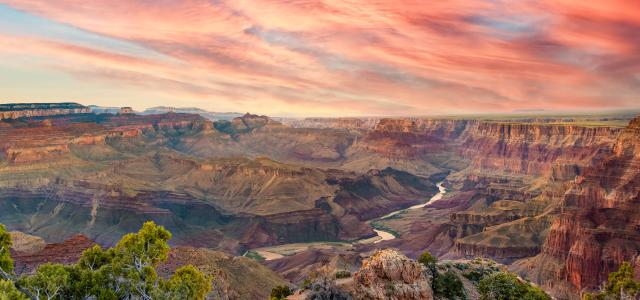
515,116,640,298
9,231,46,255
11,235,95,275
353,249,433,300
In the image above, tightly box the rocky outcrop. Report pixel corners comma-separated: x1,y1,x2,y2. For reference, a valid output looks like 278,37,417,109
0,103,90,120
9,231,46,255
11,235,95,275
353,249,433,300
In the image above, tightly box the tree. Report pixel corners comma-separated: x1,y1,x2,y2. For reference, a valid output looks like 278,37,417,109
159,265,211,300
0,224,14,280
418,251,438,277
19,263,70,300
433,270,466,299
0,221,212,300
584,262,640,300
0,279,28,300
94,221,172,299
478,272,549,300
270,285,292,300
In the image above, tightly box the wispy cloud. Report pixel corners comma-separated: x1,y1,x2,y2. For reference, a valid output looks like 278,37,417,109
0,0,638,116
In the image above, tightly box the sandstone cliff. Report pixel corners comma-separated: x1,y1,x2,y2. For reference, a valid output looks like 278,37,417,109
0,103,90,120
514,116,640,298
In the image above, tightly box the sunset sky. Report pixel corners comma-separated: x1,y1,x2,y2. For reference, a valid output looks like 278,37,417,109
0,1,638,117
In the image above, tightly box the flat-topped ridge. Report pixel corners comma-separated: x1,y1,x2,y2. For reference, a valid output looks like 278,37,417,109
0,102,86,111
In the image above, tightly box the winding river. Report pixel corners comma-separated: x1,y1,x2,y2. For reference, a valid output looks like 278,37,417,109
247,181,447,260
370,181,446,243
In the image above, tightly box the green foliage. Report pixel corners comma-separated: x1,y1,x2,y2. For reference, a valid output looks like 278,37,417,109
0,280,28,300
335,270,351,279
302,278,312,288
0,224,14,278
463,270,485,283
478,272,550,300
159,265,212,300
270,285,292,300
19,263,70,300
0,221,212,300
244,250,266,261
583,262,640,300
418,251,438,277
433,270,466,300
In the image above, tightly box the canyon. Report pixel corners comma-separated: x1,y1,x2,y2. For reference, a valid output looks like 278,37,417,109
0,103,638,299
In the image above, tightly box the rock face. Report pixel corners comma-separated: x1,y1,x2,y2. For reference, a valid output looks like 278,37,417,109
0,110,439,252
11,235,95,275
458,122,620,176
284,117,379,130
9,231,46,254
353,249,433,300
1,106,637,299
0,103,90,120
518,116,640,298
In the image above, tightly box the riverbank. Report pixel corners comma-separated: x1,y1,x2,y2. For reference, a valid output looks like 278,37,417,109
245,181,447,260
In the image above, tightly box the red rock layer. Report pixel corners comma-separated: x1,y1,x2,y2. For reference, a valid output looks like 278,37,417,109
11,235,95,275
533,116,640,294
458,122,620,176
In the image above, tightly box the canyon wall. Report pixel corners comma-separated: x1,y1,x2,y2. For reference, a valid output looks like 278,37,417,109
0,103,90,120
515,116,640,298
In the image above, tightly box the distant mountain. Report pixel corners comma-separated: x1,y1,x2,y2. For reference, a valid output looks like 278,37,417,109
141,106,242,121
87,105,122,114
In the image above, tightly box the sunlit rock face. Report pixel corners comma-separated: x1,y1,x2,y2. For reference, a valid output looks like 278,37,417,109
0,103,91,120
353,249,433,300
513,116,640,299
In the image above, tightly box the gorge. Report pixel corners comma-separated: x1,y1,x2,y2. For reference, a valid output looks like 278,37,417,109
0,103,638,299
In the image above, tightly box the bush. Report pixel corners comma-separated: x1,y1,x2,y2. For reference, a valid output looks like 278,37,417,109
418,251,438,277
583,262,640,300
478,272,550,300
270,285,292,300
433,270,466,299
0,279,27,300
454,262,469,270
335,270,351,279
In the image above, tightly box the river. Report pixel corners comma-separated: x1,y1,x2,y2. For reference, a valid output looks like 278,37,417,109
246,181,447,260
370,181,446,243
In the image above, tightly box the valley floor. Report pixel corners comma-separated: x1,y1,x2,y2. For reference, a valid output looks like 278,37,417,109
247,182,447,261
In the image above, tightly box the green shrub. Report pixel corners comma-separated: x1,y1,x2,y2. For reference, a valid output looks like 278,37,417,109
335,270,351,279
418,251,438,277
433,270,466,299
583,262,640,300
270,285,292,300
478,272,550,300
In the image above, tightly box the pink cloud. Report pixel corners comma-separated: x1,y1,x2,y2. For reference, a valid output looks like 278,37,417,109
1,0,638,116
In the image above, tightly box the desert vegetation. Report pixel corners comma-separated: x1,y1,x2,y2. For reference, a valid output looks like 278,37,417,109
0,222,211,300
418,251,550,300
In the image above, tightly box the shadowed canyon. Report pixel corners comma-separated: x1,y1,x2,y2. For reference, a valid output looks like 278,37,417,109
0,103,639,299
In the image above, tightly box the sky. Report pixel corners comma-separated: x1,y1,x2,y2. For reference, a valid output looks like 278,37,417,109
0,1,638,117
